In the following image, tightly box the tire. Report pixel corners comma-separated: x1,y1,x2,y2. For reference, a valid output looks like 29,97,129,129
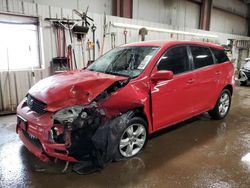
117,117,147,159
240,81,247,86
208,89,231,120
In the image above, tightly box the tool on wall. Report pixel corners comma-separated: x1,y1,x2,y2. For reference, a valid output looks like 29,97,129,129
44,19,78,73
123,28,128,44
45,18,79,72
68,22,77,69
72,7,92,40
101,12,109,55
45,7,94,72
96,39,101,57
139,27,148,41
67,45,73,70
111,32,116,49
91,24,97,61
73,7,94,67
87,39,94,66
80,39,85,68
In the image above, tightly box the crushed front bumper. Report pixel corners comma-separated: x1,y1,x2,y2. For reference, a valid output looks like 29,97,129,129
16,100,78,162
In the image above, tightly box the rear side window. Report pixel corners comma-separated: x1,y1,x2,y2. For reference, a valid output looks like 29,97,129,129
157,46,189,74
190,46,214,69
210,48,229,63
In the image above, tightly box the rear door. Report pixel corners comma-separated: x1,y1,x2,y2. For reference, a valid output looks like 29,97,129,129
188,45,218,113
150,46,197,130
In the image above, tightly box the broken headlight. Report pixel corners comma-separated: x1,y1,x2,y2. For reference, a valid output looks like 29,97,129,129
53,105,84,124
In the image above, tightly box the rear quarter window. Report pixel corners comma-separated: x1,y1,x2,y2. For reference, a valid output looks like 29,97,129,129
210,48,229,63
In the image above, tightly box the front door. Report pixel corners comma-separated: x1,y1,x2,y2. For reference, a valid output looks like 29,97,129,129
150,46,197,131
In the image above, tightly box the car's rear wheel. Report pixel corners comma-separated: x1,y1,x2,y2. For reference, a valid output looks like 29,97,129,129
118,117,147,158
209,89,231,120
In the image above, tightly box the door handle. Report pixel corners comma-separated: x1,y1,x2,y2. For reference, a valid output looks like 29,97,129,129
186,78,195,84
215,71,222,75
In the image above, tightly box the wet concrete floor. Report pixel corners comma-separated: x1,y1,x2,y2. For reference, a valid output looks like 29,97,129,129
0,86,250,188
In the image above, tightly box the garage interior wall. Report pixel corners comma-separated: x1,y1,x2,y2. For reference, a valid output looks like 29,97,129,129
210,8,248,35
16,0,112,15
19,0,249,35
0,0,250,114
132,0,249,36
133,0,200,29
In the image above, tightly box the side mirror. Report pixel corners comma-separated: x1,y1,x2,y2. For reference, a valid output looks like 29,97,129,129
151,70,173,82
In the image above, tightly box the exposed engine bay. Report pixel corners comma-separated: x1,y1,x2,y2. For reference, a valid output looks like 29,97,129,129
46,79,137,174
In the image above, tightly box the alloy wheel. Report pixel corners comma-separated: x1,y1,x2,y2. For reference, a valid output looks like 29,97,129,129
119,124,146,158
218,92,230,117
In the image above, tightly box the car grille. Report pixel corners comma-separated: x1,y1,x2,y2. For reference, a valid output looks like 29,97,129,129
27,94,46,114
22,129,43,150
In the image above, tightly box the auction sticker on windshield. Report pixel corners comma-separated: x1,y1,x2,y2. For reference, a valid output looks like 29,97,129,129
138,55,153,70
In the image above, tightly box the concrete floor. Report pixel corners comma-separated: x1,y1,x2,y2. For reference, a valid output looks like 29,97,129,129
0,86,250,188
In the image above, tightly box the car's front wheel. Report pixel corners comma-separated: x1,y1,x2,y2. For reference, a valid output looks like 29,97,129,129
209,89,231,120
118,117,147,158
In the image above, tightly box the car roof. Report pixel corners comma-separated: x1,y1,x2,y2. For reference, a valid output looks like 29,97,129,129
123,40,224,50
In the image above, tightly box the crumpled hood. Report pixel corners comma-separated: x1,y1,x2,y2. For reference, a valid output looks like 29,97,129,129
28,70,127,112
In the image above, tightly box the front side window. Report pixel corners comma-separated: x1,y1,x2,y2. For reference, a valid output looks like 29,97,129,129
88,46,159,78
190,46,214,69
210,48,229,64
157,46,189,74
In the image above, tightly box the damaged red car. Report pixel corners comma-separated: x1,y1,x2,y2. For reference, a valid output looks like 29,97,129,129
17,41,234,166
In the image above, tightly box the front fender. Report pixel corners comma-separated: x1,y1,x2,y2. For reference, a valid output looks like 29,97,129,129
99,82,153,133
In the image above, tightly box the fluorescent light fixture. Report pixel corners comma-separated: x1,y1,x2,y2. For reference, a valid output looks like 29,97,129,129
112,22,218,38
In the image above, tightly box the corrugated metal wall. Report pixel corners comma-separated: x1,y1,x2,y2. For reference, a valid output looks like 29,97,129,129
133,0,201,29
213,0,248,18
21,0,112,15
210,8,248,36
0,69,49,113
0,0,250,114
132,0,249,36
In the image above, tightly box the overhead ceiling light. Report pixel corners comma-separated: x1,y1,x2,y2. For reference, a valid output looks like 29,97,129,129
112,22,218,38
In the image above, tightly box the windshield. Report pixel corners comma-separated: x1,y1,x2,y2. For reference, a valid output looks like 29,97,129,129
244,61,250,69
87,46,160,78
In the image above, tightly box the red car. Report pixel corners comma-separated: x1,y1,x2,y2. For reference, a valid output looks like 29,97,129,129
17,41,234,165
